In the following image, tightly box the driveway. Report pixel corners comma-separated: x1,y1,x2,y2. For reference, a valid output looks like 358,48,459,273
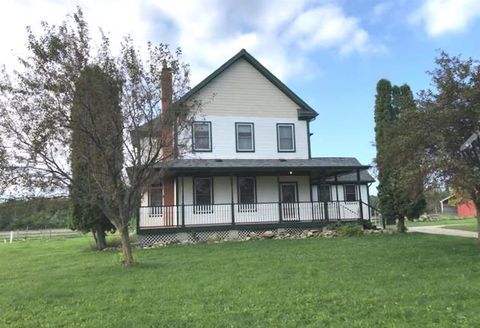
409,225,477,238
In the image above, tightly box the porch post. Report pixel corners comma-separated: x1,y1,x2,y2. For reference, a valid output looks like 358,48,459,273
230,174,235,225
335,174,340,220
357,169,364,220
181,175,185,228
309,174,315,221
277,174,283,223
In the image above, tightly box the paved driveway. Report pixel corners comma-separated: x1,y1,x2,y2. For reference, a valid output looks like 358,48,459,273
409,225,477,238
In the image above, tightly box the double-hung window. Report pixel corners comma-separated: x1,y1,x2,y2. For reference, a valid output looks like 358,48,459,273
194,177,213,213
238,177,256,212
344,184,357,202
236,123,255,152
318,184,331,202
277,123,295,152
193,121,212,152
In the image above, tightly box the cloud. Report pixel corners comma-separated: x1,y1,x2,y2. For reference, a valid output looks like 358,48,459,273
410,0,480,37
284,5,375,55
0,0,381,84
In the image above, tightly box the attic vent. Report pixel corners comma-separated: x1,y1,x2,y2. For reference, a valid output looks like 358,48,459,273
279,159,287,162
215,159,223,162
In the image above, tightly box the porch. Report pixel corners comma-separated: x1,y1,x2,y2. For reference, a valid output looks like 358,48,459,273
139,200,366,229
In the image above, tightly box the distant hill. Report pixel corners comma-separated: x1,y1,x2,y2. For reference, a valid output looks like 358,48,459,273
0,198,70,230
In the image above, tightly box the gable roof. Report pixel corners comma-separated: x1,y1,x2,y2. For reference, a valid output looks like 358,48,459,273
177,49,318,120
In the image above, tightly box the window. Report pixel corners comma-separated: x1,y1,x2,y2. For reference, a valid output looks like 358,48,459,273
236,123,254,152
238,177,256,211
149,184,162,217
277,123,295,152
194,177,213,213
193,122,212,151
318,184,331,202
344,184,357,201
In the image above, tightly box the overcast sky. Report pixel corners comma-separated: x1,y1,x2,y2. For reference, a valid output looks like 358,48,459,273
2,0,480,193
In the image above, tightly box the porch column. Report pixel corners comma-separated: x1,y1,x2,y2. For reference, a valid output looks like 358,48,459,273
277,174,283,223
230,174,235,225
181,175,185,227
309,174,314,221
357,169,364,220
335,174,340,220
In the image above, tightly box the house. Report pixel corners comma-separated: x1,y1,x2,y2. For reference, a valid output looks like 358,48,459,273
440,195,477,217
136,49,375,245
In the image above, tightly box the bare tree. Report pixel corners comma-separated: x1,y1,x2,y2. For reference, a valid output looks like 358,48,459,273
0,8,198,265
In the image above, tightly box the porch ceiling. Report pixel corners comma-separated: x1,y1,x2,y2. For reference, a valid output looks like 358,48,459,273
154,158,374,182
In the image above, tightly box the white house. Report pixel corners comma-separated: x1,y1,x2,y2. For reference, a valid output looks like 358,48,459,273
136,49,374,244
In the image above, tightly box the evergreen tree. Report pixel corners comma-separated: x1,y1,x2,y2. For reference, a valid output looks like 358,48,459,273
375,80,426,232
70,65,118,250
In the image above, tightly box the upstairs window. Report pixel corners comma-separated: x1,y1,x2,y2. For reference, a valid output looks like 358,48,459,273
193,121,212,152
318,184,331,202
236,123,254,152
344,184,357,202
277,123,295,152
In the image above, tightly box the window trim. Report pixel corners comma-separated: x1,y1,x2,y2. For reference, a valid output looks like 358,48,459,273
192,121,212,152
237,176,257,212
344,184,358,202
276,123,296,152
318,184,332,202
235,122,255,152
193,177,214,213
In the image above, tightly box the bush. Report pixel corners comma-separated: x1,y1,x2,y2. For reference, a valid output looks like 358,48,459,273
336,224,364,237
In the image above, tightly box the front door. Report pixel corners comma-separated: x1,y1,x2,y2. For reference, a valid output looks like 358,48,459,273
280,183,298,220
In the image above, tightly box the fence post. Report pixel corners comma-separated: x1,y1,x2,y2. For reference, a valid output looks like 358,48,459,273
9,231,13,243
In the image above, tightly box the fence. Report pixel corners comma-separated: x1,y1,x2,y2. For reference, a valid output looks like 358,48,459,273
1,228,80,243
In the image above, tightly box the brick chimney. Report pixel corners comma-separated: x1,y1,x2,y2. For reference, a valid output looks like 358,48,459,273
161,63,174,158
160,63,175,208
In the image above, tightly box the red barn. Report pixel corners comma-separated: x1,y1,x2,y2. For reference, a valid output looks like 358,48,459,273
441,196,477,217
457,200,477,217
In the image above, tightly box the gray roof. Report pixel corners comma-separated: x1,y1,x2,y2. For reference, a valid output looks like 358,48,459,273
154,157,374,182
324,171,375,183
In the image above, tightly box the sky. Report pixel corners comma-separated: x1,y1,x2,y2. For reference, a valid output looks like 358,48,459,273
2,0,480,194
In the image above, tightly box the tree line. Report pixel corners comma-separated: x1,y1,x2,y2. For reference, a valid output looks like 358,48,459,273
375,52,480,235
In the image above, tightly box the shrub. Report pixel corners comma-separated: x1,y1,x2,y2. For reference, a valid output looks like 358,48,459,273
336,224,364,237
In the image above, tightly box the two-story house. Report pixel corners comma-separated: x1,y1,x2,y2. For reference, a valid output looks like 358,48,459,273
137,49,374,245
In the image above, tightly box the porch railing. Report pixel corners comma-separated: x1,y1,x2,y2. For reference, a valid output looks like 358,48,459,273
138,200,363,229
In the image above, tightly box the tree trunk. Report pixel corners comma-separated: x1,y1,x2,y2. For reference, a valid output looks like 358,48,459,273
397,217,407,233
119,225,134,266
92,226,107,250
474,199,480,240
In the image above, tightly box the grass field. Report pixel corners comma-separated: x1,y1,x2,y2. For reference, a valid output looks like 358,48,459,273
1,234,480,327
406,216,477,227
443,224,478,232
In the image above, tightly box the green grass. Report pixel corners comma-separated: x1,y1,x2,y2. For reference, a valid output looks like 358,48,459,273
406,216,477,227
2,234,480,327
444,224,478,232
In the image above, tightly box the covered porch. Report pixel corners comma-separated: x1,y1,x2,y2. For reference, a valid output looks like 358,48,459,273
138,158,373,230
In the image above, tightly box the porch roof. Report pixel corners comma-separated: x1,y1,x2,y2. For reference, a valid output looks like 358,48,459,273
155,158,374,182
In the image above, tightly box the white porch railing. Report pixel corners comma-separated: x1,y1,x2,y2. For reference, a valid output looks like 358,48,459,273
138,201,363,229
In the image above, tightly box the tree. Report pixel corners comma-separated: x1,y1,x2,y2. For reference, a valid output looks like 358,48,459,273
374,80,426,232
0,8,198,265
417,52,480,237
70,65,118,250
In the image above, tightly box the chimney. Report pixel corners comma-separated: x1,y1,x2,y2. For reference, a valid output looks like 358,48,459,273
160,63,174,158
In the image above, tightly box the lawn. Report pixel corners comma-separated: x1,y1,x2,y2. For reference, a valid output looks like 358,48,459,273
443,224,478,232
1,234,480,327
406,216,477,227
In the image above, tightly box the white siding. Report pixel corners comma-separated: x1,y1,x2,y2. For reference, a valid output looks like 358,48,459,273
179,58,309,159
183,115,308,159
192,59,301,118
